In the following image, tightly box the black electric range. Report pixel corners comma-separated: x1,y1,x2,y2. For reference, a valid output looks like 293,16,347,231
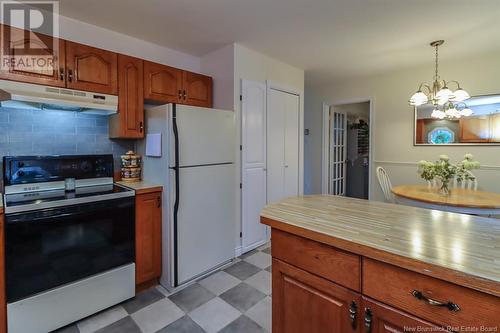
2,155,136,333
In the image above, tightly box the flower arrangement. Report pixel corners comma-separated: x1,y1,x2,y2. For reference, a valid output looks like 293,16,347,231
418,154,480,195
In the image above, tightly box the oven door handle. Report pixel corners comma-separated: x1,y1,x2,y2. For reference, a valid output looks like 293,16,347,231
5,198,134,224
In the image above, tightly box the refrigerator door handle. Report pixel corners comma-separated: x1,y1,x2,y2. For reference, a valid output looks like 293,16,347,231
172,104,180,287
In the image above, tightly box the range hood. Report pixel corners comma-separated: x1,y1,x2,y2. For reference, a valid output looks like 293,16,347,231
0,79,118,115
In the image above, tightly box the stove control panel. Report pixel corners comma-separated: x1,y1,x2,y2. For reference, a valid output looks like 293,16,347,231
3,155,114,186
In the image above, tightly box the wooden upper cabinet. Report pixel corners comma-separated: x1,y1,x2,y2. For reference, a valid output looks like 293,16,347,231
362,298,441,333
65,41,118,94
135,191,162,286
182,71,213,107
144,61,182,103
459,116,490,143
489,114,500,143
273,258,361,333
0,25,66,87
109,54,144,138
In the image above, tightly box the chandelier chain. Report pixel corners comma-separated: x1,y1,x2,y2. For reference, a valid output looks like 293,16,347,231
434,44,439,81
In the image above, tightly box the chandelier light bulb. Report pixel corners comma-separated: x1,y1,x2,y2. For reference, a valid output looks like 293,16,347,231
431,109,446,119
452,89,471,102
409,91,428,106
437,97,449,106
460,108,473,117
436,88,454,103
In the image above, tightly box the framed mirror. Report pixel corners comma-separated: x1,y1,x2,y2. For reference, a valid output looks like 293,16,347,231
414,94,500,145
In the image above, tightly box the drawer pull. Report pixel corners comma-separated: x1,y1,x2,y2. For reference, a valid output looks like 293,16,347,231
349,301,358,330
364,308,373,333
411,290,460,312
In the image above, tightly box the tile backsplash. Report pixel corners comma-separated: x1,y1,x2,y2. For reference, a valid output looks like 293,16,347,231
0,106,134,177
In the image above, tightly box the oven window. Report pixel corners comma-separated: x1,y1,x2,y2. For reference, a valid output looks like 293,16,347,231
5,197,135,303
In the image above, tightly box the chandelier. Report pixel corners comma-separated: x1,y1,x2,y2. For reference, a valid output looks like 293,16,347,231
409,40,472,120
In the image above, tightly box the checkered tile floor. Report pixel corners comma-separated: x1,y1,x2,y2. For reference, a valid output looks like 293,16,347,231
53,243,272,333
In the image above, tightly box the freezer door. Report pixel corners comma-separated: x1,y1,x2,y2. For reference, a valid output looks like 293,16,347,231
172,163,236,285
173,105,235,167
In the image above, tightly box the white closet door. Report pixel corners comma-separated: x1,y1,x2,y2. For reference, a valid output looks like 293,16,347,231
267,88,285,204
241,80,268,252
283,93,300,197
267,88,300,203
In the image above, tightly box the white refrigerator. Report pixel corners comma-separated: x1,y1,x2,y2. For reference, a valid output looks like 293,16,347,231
138,104,236,288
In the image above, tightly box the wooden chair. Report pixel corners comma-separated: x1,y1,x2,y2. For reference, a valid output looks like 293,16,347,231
376,166,395,203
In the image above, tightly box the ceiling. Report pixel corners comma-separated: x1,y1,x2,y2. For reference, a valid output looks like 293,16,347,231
59,0,500,86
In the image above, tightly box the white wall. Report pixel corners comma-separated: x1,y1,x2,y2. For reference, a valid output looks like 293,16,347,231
200,44,235,110
305,51,500,201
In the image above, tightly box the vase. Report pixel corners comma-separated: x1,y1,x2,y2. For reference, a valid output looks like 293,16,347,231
438,180,451,196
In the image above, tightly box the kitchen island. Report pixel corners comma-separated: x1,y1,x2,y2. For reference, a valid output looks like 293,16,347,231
261,195,500,332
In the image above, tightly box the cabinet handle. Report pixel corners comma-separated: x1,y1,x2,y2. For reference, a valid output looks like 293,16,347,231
178,90,182,99
68,69,73,82
349,301,358,330
364,308,373,333
183,90,187,100
157,195,161,208
411,290,460,312
139,121,143,133
59,68,64,81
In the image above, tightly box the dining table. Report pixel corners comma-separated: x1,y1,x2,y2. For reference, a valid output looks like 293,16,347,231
391,184,500,215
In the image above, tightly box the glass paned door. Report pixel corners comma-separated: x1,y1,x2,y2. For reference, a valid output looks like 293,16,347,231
329,110,347,195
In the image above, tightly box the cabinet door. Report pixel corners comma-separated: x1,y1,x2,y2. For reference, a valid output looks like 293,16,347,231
143,61,182,103
489,114,500,143
0,25,66,87
181,71,212,107
273,259,361,333
65,41,118,94
267,88,300,203
109,55,144,138
362,298,442,333
136,192,162,286
459,116,490,143
0,213,5,333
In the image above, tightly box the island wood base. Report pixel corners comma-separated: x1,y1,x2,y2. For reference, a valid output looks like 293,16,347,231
268,228,500,333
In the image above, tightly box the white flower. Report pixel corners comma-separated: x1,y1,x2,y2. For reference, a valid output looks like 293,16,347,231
418,160,428,167
439,155,449,161
464,153,473,161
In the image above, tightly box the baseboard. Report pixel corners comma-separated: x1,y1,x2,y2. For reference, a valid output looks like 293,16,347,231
241,239,268,255
234,246,243,257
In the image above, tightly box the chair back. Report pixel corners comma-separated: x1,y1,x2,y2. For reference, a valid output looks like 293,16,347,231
376,166,395,203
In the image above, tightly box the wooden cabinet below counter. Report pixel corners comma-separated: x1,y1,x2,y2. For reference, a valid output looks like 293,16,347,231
135,191,162,289
273,258,362,333
266,228,500,332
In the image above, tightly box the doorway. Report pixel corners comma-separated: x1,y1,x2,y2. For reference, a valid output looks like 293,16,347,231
322,100,372,199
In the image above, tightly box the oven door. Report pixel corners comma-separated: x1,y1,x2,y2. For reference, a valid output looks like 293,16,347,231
5,197,135,303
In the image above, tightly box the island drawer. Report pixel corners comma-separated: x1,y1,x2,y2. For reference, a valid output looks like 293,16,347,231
363,258,500,329
271,229,361,291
